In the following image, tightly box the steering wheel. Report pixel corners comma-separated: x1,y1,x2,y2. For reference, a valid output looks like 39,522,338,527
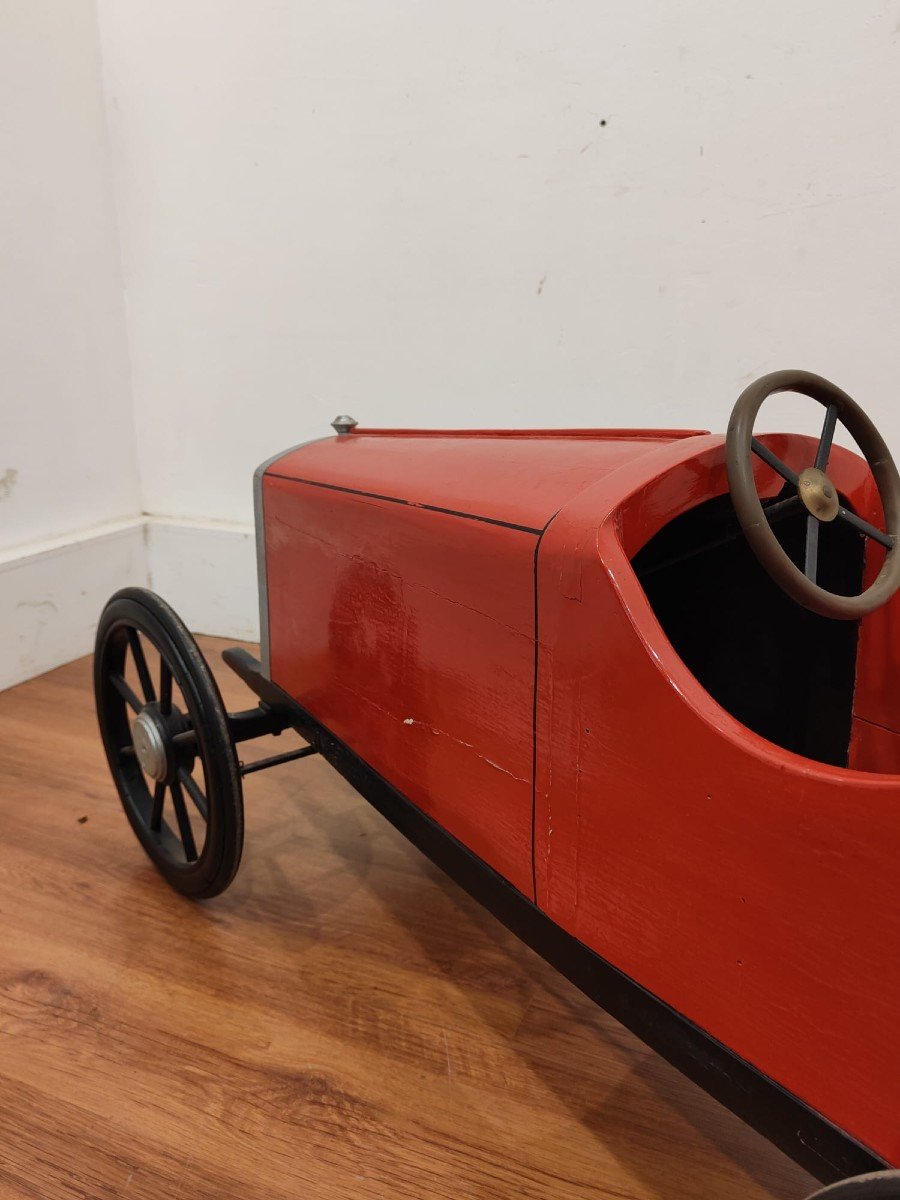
726,370,900,620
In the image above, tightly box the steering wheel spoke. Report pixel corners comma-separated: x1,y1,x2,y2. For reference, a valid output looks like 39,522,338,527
836,506,894,549
814,403,839,472
751,438,799,487
762,494,803,524
804,515,820,583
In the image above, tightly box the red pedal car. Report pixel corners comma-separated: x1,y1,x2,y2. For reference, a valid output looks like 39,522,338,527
94,370,900,1199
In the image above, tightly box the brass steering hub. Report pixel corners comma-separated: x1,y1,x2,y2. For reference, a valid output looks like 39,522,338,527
797,466,840,523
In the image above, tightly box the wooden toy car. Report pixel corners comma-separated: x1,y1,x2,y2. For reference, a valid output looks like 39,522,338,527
94,370,900,1199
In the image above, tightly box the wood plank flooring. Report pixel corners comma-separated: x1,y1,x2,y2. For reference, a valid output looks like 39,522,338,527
0,638,814,1200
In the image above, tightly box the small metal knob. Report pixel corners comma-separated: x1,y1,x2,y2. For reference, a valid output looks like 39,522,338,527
331,415,358,435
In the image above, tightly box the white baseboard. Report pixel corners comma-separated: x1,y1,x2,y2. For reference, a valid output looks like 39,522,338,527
0,515,260,692
0,518,148,692
146,516,259,643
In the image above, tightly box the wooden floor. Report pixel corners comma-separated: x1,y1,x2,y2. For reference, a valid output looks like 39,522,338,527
0,638,815,1200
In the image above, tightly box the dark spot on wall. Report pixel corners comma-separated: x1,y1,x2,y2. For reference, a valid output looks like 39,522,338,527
0,467,18,501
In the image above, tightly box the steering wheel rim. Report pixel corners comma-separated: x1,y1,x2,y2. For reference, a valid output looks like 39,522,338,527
726,369,900,620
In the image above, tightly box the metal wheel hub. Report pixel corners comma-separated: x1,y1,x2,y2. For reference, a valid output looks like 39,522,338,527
133,707,170,782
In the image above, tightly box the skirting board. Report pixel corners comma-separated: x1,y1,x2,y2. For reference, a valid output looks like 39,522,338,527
0,519,148,693
145,517,259,646
0,516,259,692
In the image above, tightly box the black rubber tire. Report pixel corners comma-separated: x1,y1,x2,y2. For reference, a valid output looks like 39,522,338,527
94,587,243,899
808,1175,900,1200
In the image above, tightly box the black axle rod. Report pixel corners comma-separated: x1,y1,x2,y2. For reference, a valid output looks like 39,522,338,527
171,703,293,751
228,706,292,743
168,697,318,777
240,745,318,776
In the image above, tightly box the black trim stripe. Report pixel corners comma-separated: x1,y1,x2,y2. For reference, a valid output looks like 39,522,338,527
265,471,543,535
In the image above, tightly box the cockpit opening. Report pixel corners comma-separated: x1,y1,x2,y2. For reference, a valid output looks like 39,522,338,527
632,489,865,767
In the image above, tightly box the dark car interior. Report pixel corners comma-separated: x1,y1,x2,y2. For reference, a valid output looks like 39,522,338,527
632,488,865,767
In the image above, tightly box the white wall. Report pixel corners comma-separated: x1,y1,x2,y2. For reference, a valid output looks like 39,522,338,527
0,0,139,550
98,0,900,532
0,1,143,688
3,1,900,688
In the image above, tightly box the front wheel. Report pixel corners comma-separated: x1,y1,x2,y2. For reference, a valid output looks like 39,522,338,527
94,587,243,898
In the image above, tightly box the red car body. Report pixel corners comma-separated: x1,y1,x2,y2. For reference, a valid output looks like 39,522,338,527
256,425,900,1165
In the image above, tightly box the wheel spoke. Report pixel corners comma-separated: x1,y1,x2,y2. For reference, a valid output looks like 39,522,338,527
804,515,820,582
149,782,166,832
178,767,209,822
111,673,143,714
170,779,198,861
159,660,173,716
752,438,799,487
128,629,156,704
837,507,894,549
814,403,838,472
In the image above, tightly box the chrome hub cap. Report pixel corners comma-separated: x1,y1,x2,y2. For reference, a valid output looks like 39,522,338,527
133,709,169,782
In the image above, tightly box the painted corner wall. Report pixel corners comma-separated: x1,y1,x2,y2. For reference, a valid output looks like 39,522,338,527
97,0,900,534
0,2,259,691
0,1,140,552
0,1,145,690
4,1,900,689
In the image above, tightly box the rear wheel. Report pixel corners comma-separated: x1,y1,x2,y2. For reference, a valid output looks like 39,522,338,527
94,588,243,898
